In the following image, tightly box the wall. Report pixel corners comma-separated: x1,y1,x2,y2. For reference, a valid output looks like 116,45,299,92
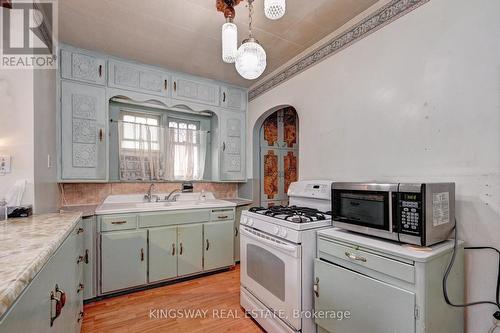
33,69,60,213
247,0,500,331
60,182,238,206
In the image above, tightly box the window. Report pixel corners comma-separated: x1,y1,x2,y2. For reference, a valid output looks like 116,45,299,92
168,118,202,180
120,112,160,151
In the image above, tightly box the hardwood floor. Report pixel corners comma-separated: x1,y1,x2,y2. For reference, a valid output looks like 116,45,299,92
82,265,265,333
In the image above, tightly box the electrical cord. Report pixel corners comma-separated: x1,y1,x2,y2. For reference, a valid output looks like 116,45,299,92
442,221,500,312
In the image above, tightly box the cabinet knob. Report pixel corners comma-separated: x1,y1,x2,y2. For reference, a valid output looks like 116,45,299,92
171,243,175,256
345,251,367,262
84,249,89,264
206,239,210,251
140,248,144,261
99,129,104,142
223,92,226,102
98,64,102,77
235,227,238,237
77,255,85,264
77,311,85,323
173,81,177,92
76,227,84,235
164,79,168,90
179,242,183,255
222,142,226,152
77,283,84,294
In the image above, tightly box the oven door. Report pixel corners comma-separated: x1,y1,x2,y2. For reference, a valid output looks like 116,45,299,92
240,226,302,330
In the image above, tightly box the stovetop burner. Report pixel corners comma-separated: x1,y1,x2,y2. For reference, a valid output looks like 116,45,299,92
249,205,332,223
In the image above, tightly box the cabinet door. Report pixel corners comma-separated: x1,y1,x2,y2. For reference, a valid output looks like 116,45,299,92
220,111,245,181
203,220,234,271
101,230,147,293
221,86,247,111
108,60,169,97
172,75,220,106
61,49,106,85
177,224,203,276
148,226,178,283
314,259,415,333
60,81,107,180
82,217,95,300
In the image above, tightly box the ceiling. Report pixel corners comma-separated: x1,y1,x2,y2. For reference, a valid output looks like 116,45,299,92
59,0,378,87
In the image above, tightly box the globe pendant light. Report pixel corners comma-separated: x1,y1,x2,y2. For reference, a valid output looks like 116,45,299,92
235,0,266,80
264,0,286,20
222,19,237,63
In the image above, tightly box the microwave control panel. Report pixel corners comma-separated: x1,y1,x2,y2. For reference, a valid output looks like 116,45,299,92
399,193,422,235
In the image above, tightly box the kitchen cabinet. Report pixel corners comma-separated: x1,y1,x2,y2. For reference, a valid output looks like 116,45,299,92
203,220,234,270
177,223,203,276
61,49,106,85
314,229,464,333
148,226,178,282
171,75,220,107
260,108,298,206
108,60,170,97
220,110,246,181
220,85,247,111
101,230,147,293
60,81,107,180
0,220,84,333
82,216,96,300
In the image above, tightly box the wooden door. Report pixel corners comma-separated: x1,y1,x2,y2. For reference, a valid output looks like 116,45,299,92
177,223,203,276
148,226,178,283
203,220,234,271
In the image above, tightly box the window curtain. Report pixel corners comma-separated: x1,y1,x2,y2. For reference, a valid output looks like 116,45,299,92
118,121,207,181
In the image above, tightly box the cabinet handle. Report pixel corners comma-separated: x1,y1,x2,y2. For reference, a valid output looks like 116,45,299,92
77,283,84,294
218,215,228,219
98,64,102,77
171,243,175,256
222,142,226,152
140,248,144,261
76,227,84,235
173,81,177,92
99,128,104,142
84,249,89,264
179,242,183,255
223,92,226,102
50,291,62,326
111,221,127,225
77,311,85,323
206,239,210,251
235,227,238,237
345,251,367,262
77,255,84,264
313,277,319,297
164,79,168,90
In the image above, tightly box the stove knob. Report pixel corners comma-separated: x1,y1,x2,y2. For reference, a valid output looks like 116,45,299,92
241,217,247,225
273,226,280,235
280,229,288,237
247,219,254,226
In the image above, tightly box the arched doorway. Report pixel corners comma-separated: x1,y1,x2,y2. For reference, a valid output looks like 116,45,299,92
258,107,298,207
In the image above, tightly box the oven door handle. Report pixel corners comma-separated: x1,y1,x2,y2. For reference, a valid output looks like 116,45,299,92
240,227,300,257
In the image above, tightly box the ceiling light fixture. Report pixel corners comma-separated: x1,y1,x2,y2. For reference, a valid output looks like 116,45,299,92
264,0,286,20
235,0,266,80
218,0,241,64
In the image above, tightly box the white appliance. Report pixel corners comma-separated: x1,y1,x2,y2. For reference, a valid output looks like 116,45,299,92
240,180,333,333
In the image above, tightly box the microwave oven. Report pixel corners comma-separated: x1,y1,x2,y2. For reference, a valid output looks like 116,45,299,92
331,182,455,246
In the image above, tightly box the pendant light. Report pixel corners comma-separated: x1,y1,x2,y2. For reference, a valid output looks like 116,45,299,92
264,0,286,20
222,19,237,63
235,0,266,80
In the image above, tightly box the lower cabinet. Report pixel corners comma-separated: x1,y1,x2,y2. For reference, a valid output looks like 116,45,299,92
204,220,234,271
148,226,178,282
101,230,147,293
0,220,84,333
177,224,203,276
82,216,96,300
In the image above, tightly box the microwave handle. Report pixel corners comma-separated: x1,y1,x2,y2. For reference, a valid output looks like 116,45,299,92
240,227,299,256
389,191,394,233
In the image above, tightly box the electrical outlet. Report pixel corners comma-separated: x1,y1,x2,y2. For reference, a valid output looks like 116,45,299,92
0,155,11,174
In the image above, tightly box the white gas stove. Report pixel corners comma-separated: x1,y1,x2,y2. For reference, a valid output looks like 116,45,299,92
240,180,333,333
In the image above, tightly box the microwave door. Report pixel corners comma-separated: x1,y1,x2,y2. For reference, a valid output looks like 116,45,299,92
336,192,390,231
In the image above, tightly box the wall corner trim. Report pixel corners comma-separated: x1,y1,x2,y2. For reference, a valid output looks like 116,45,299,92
248,0,430,101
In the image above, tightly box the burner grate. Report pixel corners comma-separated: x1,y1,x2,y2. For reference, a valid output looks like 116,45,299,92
249,205,331,223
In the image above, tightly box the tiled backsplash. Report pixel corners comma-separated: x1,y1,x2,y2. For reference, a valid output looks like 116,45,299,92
60,182,238,206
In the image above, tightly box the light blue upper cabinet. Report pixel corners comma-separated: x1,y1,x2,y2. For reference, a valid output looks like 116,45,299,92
171,75,220,107
219,110,246,181
220,85,247,111
108,60,170,97
60,81,107,180
61,49,106,85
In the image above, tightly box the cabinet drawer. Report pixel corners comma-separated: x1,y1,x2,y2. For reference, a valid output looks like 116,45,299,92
139,210,210,228
210,209,235,221
101,215,137,231
317,238,415,283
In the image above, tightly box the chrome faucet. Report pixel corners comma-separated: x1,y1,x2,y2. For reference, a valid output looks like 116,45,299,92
165,188,181,202
144,184,156,202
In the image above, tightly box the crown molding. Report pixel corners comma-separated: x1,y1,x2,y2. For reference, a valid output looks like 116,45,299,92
248,0,430,101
